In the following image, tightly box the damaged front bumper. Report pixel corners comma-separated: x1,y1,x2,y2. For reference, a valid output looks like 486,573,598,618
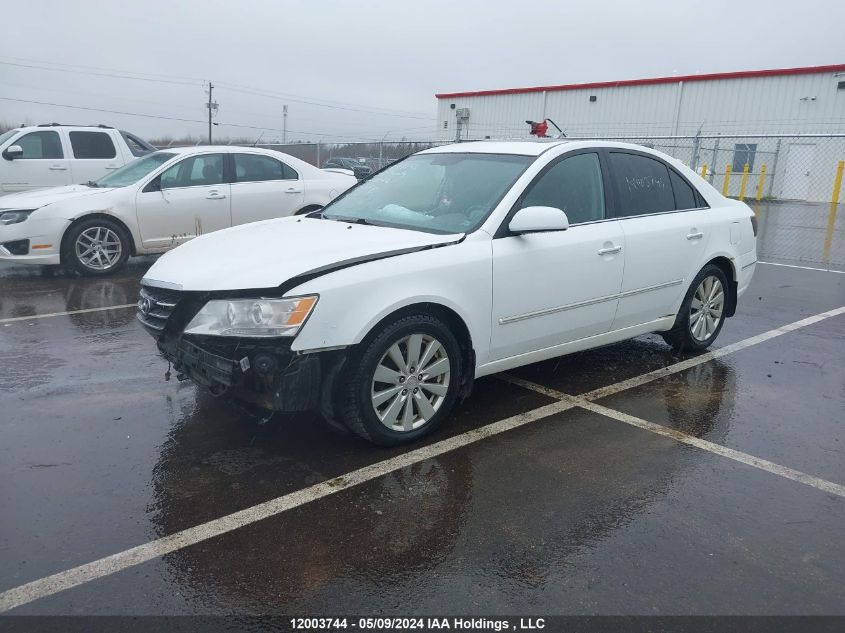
137,285,334,413
163,334,325,412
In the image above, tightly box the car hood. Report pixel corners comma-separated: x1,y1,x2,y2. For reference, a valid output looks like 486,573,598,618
142,216,464,292
0,184,117,209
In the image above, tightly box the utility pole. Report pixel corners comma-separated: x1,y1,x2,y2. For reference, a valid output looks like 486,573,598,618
282,105,288,144
207,82,213,144
205,81,218,144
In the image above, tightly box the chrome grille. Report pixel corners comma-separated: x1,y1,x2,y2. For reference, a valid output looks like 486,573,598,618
136,286,181,333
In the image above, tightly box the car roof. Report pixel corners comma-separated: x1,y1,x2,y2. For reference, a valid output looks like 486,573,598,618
420,139,692,160
152,145,293,156
420,141,569,156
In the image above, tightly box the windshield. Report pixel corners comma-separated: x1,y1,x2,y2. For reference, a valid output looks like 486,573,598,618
322,153,532,234
0,129,19,146
93,152,175,188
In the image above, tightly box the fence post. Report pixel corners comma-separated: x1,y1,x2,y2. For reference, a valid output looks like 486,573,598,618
700,164,708,179
768,138,782,198
691,132,701,171
738,163,750,201
822,160,845,265
755,165,767,201
710,137,719,185
722,164,732,197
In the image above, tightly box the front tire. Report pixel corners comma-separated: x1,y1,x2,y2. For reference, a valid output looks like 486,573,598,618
62,217,130,276
662,264,729,352
337,314,463,446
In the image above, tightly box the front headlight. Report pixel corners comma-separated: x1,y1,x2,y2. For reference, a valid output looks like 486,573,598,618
0,209,35,225
183,295,318,337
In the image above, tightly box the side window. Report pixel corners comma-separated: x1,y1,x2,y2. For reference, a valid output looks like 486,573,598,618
282,162,299,180
669,170,698,210
520,153,605,224
233,154,292,182
609,152,675,216
69,131,117,159
121,132,152,157
13,131,63,159
159,154,224,189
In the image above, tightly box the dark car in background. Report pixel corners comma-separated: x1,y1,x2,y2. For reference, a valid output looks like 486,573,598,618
323,157,373,180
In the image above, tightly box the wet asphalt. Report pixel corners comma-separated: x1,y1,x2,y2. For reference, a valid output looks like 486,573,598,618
1,254,844,616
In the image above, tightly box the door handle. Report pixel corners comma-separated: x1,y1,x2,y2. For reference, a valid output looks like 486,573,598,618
284,187,303,194
206,192,226,200
597,246,622,256
686,231,704,240
49,165,67,171
104,165,119,170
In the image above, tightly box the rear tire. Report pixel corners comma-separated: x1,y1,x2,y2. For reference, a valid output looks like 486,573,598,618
662,264,729,352
336,314,463,446
62,217,130,276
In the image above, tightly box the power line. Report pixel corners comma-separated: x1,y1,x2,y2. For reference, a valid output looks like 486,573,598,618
0,56,435,121
215,83,435,120
0,97,208,124
0,55,205,83
0,97,395,141
0,60,201,87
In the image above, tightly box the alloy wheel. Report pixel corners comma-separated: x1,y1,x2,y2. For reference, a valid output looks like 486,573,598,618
75,227,123,271
690,275,724,341
370,333,451,432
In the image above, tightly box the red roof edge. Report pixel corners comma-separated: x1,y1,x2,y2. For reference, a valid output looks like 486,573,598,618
434,64,845,99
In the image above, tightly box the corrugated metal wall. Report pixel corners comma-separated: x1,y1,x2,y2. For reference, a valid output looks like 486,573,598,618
436,71,845,140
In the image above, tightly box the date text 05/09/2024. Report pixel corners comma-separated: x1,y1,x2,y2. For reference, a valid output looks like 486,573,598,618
289,617,546,630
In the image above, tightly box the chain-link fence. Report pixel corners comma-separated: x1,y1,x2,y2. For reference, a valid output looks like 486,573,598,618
154,140,448,172
155,133,844,271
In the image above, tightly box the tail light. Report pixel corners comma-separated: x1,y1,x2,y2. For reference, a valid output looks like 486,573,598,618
749,214,758,237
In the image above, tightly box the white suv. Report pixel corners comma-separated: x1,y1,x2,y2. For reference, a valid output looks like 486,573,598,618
0,124,155,194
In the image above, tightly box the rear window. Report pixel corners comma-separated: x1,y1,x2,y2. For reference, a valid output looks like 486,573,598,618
609,152,675,216
234,153,297,182
69,131,117,159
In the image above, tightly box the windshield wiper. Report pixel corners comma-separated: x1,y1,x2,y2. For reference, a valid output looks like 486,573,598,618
84,180,100,188
325,215,376,226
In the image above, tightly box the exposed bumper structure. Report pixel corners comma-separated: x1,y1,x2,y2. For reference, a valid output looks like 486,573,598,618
137,285,326,413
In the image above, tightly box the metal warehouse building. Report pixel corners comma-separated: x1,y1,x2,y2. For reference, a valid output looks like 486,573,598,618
435,64,845,202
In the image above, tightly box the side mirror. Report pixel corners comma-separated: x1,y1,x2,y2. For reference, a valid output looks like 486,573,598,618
508,206,570,234
3,145,23,160
143,176,161,193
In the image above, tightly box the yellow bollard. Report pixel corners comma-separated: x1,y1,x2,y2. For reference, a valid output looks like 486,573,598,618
755,164,767,201
722,164,732,197
822,160,845,265
738,163,750,201
701,164,708,179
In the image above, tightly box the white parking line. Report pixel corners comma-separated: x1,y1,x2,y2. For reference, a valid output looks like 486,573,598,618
0,400,575,613
1,306,843,612
502,376,845,498
0,304,136,324
757,261,845,274
581,306,845,401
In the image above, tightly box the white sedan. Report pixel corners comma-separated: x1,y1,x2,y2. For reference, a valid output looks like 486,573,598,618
138,141,757,445
0,146,357,275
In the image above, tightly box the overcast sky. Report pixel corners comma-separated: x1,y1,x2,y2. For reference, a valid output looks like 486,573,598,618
1,0,843,143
